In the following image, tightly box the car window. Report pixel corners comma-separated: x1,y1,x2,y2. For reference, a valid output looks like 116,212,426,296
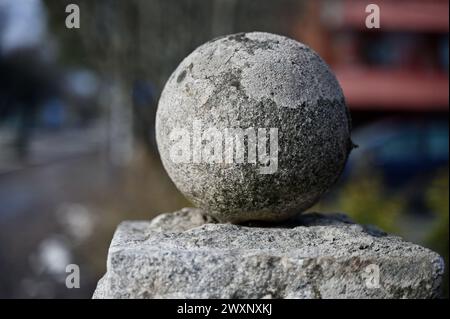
376,131,420,162
428,125,449,161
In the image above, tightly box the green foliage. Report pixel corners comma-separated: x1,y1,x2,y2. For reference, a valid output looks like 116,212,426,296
425,169,449,297
337,173,404,233
316,171,404,233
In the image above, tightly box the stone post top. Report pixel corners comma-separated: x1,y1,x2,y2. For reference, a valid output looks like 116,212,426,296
94,208,444,299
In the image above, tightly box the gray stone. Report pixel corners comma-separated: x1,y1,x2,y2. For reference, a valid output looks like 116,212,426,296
156,32,354,223
93,208,444,299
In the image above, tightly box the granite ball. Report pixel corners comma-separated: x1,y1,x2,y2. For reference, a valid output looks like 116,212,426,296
156,32,353,223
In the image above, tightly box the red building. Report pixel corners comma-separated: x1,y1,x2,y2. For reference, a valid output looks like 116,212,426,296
293,0,449,113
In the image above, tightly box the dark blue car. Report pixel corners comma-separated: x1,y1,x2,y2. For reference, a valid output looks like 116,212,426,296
345,118,449,187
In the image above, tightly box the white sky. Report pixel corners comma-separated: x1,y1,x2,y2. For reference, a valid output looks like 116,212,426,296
0,0,47,54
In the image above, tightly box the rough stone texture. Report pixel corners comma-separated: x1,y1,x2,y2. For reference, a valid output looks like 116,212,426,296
156,32,354,223
93,208,444,299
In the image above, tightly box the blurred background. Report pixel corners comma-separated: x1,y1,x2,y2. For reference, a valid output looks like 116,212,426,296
0,0,448,298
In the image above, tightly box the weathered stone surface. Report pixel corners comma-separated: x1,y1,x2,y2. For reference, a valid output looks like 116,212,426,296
93,208,444,299
156,32,353,223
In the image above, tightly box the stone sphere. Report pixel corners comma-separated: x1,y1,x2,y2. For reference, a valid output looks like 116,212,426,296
156,32,353,223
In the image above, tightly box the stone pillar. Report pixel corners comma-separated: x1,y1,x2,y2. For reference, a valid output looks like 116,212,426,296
93,208,443,299
94,33,444,299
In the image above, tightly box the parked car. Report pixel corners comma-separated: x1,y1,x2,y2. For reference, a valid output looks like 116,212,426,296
345,118,449,187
